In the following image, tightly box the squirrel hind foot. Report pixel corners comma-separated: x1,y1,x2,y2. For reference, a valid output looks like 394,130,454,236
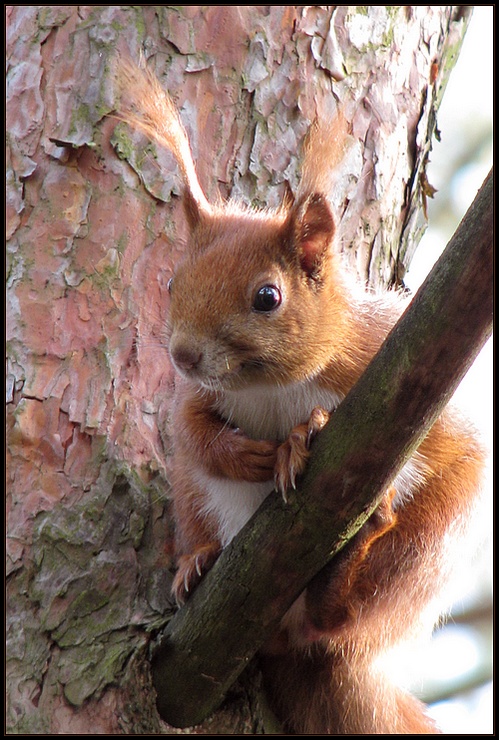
171,543,221,605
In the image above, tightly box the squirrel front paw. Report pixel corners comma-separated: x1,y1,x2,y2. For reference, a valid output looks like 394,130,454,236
274,406,330,501
171,543,221,606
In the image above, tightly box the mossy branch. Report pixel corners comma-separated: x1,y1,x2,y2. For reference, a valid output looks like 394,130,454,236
151,170,493,728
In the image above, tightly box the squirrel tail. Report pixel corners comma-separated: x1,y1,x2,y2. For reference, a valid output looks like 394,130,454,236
260,645,440,735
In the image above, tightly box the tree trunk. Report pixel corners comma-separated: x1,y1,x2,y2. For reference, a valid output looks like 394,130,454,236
6,5,472,734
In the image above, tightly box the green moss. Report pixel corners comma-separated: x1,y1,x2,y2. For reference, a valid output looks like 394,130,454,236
129,8,146,40
24,462,162,706
68,102,92,138
433,19,471,108
61,635,138,706
115,230,129,254
111,127,135,161
346,6,398,52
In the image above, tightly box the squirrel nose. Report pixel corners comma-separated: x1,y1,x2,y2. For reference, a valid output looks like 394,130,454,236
170,344,203,372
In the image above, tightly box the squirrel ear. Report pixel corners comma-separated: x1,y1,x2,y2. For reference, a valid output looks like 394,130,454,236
183,187,210,231
291,193,335,279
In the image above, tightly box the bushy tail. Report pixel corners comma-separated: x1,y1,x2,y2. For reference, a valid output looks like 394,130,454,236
260,645,440,735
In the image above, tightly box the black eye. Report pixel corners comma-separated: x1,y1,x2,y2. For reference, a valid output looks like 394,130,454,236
253,285,282,312
167,276,174,294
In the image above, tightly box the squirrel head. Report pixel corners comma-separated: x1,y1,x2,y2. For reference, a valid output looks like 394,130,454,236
116,59,352,391
167,194,352,391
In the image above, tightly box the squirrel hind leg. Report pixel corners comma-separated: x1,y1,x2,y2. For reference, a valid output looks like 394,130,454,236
260,647,441,734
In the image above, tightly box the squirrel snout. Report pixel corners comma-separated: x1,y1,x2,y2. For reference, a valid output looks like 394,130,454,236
170,343,203,373
169,337,239,383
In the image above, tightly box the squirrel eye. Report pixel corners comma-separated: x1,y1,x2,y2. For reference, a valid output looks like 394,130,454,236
167,276,174,294
253,284,282,312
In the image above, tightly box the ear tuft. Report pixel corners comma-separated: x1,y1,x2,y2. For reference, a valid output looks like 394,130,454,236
292,194,335,279
183,187,210,230
116,57,212,229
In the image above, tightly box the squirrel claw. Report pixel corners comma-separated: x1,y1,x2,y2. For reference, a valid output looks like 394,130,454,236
307,406,330,443
172,543,220,606
275,465,297,502
274,406,330,500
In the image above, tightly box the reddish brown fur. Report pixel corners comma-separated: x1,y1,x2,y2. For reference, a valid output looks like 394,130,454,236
116,60,485,734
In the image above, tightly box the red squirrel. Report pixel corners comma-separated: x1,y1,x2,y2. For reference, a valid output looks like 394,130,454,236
116,60,485,734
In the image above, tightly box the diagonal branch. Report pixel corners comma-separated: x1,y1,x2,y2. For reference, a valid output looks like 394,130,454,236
151,169,493,728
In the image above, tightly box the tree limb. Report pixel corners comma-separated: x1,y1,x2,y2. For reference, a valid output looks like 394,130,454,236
151,169,493,728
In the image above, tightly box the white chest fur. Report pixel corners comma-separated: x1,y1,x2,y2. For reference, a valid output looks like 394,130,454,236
200,381,344,546
215,380,344,442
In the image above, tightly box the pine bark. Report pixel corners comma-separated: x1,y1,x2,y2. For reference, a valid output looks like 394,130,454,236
6,6,472,734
